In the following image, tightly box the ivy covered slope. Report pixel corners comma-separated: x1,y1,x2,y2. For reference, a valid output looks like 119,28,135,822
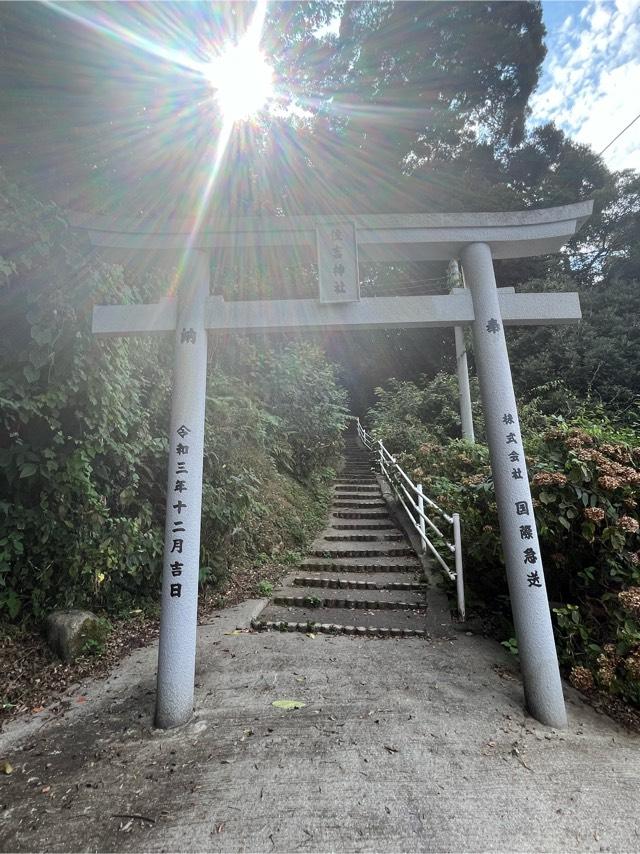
0,171,348,623
366,374,640,708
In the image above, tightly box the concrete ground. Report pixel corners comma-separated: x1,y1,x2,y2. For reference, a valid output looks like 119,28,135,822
1,598,639,853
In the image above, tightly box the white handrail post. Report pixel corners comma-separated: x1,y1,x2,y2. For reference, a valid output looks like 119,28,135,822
453,512,465,621
378,439,383,475
416,484,427,554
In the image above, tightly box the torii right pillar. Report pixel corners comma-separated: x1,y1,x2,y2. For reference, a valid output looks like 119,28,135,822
460,241,566,728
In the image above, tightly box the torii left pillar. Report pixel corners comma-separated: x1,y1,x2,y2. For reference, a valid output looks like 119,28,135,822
156,250,209,729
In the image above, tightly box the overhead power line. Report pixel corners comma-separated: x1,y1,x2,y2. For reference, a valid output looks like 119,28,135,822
598,110,640,157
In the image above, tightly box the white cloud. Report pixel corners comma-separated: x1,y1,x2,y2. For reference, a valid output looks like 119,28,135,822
532,0,640,171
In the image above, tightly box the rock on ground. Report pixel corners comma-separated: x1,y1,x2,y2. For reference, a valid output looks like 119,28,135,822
45,610,107,662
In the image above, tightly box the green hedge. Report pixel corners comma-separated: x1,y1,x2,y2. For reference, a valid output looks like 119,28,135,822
0,172,349,622
367,378,640,706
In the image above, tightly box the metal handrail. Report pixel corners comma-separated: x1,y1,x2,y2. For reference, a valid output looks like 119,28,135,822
356,417,465,621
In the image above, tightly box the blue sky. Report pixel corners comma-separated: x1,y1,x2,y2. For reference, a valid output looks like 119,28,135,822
534,0,639,170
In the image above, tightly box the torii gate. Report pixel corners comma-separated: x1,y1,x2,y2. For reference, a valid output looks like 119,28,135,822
69,200,593,731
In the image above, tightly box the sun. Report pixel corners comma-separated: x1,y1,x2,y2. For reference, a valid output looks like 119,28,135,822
205,38,274,123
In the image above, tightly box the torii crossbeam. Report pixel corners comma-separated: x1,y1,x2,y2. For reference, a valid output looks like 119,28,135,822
71,200,593,731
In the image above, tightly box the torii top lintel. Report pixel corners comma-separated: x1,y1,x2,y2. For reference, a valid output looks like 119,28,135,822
67,200,593,262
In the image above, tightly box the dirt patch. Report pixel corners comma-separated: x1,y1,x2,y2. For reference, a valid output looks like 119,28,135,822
0,616,159,730
0,560,290,732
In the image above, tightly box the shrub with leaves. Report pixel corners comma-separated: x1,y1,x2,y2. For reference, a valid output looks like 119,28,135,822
0,173,348,623
366,376,640,707
402,427,640,705
0,172,172,619
368,372,484,450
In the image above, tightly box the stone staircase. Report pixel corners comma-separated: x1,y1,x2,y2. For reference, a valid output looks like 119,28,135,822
252,432,428,638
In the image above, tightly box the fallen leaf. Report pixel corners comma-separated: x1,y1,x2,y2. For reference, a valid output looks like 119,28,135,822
224,630,242,636
306,633,316,639
272,699,306,710
31,706,45,714
76,696,87,704
383,745,399,753
41,786,51,794
1,761,13,775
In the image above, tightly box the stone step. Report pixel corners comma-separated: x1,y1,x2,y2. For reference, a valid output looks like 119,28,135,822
332,498,386,507
253,605,427,637
286,567,426,591
291,573,426,590
334,485,381,493
321,532,406,542
332,492,382,501
252,619,427,639
301,557,420,572
334,478,378,485
273,586,425,610
332,492,386,507
333,494,383,500
310,544,415,558
330,522,398,530
333,482,380,493
332,510,392,519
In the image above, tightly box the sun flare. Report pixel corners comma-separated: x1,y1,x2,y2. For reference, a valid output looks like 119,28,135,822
205,38,274,123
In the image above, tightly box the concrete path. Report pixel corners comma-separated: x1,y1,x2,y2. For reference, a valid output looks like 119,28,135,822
1,597,639,853
254,435,429,637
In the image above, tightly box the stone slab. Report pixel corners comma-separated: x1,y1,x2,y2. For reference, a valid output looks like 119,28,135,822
272,586,426,606
257,604,428,632
290,571,426,588
302,556,421,570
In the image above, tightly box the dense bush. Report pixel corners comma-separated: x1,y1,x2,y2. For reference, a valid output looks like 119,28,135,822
196,342,348,588
366,378,640,706
0,173,349,622
367,372,484,449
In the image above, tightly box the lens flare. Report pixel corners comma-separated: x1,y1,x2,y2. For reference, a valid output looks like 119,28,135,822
205,40,274,123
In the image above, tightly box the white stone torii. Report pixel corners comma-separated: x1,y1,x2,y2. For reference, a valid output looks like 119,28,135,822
69,200,593,731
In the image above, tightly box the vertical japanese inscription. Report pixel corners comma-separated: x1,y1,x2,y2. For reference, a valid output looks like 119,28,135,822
169,424,191,599
502,411,542,593
317,221,360,303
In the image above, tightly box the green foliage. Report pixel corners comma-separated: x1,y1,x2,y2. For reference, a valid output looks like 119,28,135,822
80,616,112,656
0,171,170,621
507,276,640,411
366,377,640,707
367,371,484,449
247,342,350,479
0,172,347,624
501,637,518,657
258,580,274,597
